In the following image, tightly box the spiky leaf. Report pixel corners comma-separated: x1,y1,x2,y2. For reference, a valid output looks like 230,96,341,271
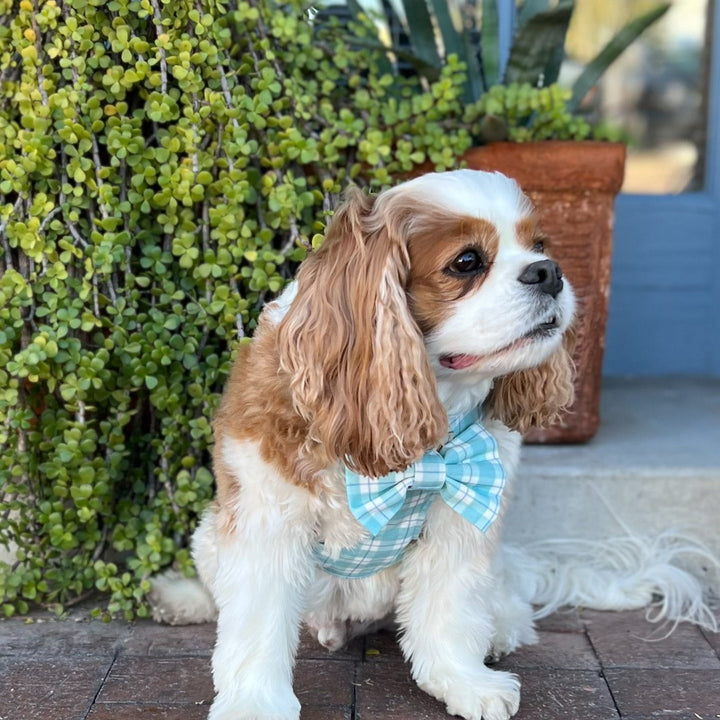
569,3,671,112
517,0,553,28
423,0,483,101
429,0,464,60
480,0,500,88
400,0,442,70
504,2,573,86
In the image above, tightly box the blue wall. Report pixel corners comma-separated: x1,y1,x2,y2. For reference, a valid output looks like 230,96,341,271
604,195,720,376
603,3,720,377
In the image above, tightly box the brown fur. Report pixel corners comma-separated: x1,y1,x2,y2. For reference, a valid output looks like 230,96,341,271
276,187,448,479
514,218,537,249
487,328,576,433
211,321,323,507
515,217,551,254
408,216,499,334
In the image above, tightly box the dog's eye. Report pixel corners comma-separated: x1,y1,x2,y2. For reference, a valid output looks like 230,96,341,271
448,250,485,276
532,239,545,253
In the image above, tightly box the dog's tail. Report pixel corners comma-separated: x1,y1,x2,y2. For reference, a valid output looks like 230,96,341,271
148,570,217,625
148,508,219,625
499,530,719,631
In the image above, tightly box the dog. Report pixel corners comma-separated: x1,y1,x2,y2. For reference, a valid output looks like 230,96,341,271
151,169,577,720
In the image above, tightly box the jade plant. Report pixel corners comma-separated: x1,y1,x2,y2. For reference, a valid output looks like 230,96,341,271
0,0,478,618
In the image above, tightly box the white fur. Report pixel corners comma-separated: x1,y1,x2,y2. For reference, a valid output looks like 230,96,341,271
397,505,521,720
427,244,575,383
265,281,298,324
500,532,719,632
206,438,321,720
148,570,216,625
148,170,716,720
381,170,533,245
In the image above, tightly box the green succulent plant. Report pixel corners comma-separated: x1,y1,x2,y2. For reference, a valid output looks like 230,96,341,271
0,0,477,618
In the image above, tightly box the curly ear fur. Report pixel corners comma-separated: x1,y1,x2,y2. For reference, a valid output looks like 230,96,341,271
487,328,576,434
277,186,447,478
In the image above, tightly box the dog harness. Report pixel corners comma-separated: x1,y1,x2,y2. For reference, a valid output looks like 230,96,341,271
313,407,506,578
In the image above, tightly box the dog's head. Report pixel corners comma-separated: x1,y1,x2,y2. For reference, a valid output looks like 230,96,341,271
278,170,575,477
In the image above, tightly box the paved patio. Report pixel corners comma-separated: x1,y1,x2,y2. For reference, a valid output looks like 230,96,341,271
1,607,719,720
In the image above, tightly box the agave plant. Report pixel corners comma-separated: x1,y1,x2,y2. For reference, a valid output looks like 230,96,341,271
344,0,670,112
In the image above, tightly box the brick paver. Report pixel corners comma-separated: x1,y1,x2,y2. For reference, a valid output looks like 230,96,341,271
96,655,214,705
583,609,720,670
355,661,449,719
702,625,720,660
118,619,216,658
496,630,600,671
86,704,210,719
509,669,618,720
0,608,718,720
603,668,720,718
0,654,114,720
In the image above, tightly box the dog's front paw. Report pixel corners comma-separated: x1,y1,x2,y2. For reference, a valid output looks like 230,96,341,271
208,688,301,720
420,668,520,720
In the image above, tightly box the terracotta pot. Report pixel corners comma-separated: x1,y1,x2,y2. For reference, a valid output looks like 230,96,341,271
463,141,626,443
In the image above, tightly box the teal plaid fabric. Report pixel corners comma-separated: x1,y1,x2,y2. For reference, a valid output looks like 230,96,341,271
314,407,505,579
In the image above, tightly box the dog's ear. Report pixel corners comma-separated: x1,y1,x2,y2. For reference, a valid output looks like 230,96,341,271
278,185,447,477
487,328,576,433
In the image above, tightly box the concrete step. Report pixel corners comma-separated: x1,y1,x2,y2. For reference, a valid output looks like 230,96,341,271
505,377,720,586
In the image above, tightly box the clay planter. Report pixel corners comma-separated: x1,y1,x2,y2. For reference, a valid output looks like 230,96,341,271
463,141,626,443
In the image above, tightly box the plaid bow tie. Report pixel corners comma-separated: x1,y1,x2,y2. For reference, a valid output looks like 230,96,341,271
346,408,506,537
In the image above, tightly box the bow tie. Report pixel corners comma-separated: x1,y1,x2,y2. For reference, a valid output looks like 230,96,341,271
346,408,506,537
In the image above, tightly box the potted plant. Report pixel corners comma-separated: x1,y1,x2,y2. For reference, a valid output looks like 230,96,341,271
339,0,669,442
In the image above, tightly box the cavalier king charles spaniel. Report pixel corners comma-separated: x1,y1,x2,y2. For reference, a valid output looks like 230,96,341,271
151,169,576,720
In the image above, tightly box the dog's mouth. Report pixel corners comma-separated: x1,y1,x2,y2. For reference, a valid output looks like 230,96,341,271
439,316,560,371
531,316,560,334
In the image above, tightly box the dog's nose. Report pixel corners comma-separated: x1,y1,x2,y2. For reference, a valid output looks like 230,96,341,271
518,260,564,298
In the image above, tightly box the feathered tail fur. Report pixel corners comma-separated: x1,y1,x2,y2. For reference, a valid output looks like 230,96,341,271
499,530,719,632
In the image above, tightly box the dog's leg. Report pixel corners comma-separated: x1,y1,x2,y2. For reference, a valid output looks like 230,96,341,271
397,501,520,720
209,507,314,720
208,442,317,720
485,569,538,662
